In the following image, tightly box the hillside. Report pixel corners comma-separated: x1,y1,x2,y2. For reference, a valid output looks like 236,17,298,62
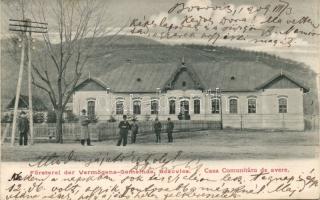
1,35,318,115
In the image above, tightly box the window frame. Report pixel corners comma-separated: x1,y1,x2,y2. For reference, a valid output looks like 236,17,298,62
229,98,238,114
133,100,141,115
278,97,288,113
169,99,176,115
193,99,201,114
211,98,220,114
87,100,96,118
151,99,159,115
115,101,124,115
247,98,257,114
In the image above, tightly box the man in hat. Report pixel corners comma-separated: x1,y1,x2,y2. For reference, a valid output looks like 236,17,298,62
153,118,162,143
117,115,131,146
18,111,29,146
131,119,139,144
79,109,92,146
166,118,174,143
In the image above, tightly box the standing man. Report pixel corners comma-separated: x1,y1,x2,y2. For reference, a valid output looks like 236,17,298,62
154,118,162,143
117,115,131,146
131,119,139,144
80,109,93,146
18,111,29,146
166,118,174,143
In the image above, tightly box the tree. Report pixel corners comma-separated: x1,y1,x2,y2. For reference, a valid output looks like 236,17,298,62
29,0,118,143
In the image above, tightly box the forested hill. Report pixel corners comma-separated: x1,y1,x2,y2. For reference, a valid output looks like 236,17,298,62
1,35,318,114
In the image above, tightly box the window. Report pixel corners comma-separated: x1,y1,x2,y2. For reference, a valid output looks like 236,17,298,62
279,98,287,113
211,98,220,114
182,81,186,87
116,101,124,115
87,100,95,119
194,99,200,114
229,99,238,114
248,99,256,113
169,100,175,114
133,100,141,115
151,100,159,115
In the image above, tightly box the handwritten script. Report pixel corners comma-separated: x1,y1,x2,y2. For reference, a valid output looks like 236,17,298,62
129,0,319,47
2,151,319,200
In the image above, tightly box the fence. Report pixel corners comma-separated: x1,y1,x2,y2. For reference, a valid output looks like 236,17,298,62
1,120,221,142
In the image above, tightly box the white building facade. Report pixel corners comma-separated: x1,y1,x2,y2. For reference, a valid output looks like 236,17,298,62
72,60,308,131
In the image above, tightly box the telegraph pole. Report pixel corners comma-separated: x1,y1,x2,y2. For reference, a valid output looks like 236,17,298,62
27,20,34,144
215,88,223,130
10,31,26,146
9,18,47,146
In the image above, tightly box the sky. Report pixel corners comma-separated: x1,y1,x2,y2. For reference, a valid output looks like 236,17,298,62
1,0,320,72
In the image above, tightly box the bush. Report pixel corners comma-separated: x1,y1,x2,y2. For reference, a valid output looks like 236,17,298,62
1,113,13,123
33,112,45,123
46,111,56,123
66,111,79,123
89,114,99,123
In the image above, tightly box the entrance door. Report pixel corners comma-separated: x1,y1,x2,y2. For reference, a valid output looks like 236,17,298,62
180,100,189,116
87,100,95,119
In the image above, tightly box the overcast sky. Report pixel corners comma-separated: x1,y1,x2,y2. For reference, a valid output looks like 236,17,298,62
1,0,319,72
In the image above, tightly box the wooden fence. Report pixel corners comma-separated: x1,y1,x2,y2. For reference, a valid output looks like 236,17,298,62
1,120,221,142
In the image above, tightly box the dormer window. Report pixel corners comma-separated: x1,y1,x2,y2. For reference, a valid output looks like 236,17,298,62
182,81,186,87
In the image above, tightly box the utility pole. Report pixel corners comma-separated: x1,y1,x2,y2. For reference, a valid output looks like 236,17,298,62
9,18,48,146
156,88,161,118
216,88,223,130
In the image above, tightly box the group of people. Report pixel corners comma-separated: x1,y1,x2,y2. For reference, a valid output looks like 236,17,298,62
116,115,175,146
16,109,175,147
80,110,175,147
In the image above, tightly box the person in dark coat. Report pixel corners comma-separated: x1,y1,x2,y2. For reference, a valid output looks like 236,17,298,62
154,118,162,143
18,111,29,146
131,119,139,144
117,115,131,146
79,109,92,146
166,118,174,143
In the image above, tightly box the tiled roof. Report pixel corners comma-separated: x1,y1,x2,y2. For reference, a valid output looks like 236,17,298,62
6,95,48,111
84,60,308,93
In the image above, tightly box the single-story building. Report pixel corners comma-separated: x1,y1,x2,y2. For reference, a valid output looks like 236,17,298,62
72,58,309,130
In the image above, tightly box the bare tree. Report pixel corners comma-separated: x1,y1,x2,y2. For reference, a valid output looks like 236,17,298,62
28,0,117,143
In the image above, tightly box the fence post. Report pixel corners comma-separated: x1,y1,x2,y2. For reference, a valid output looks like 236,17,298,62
1,123,11,144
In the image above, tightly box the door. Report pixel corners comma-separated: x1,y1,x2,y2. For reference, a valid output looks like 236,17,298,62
180,100,189,116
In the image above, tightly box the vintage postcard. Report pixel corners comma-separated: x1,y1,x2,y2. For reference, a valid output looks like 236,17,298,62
0,0,319,199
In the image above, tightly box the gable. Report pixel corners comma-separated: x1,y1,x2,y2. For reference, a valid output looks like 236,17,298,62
7,97,28,110
262,76,303,90
74,79,107,91
164,65,205,91
171,69,200,90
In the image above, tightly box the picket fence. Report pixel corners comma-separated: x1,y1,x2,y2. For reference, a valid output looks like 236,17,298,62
1,120,221,142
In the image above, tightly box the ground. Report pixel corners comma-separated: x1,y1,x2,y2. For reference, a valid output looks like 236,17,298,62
1,129,319,161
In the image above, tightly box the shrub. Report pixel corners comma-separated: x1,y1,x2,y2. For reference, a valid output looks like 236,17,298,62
89,114,99,123
66,111,79,123
1,113,13,123
33,112,45,123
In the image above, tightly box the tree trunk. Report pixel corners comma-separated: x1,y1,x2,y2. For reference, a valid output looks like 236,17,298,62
56,110,64,143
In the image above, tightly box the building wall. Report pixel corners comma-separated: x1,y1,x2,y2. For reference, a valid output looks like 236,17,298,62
221,88,304,130
73,88,305,130
73,91,109,117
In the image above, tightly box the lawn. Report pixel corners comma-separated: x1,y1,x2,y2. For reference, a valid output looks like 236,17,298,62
1,129,318,161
